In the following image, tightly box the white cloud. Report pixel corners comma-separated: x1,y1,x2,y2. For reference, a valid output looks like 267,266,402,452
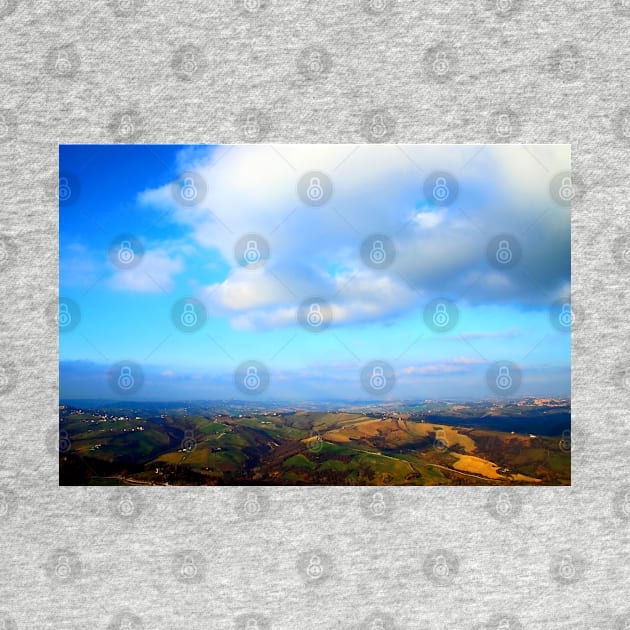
138,144,571,329
108,249,183,293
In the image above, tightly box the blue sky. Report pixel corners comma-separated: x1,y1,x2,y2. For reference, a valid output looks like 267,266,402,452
59,144,571,401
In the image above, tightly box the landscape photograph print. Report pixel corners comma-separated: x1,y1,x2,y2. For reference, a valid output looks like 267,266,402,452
58,143,572,486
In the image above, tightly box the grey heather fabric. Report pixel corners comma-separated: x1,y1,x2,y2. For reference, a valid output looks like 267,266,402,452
0,0,629,628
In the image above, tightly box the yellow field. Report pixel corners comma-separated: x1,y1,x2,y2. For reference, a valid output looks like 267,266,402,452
452,454,504,479
511,473,541,483
322,418,477,454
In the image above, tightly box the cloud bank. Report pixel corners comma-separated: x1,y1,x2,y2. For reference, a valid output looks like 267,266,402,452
137,144,570,332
